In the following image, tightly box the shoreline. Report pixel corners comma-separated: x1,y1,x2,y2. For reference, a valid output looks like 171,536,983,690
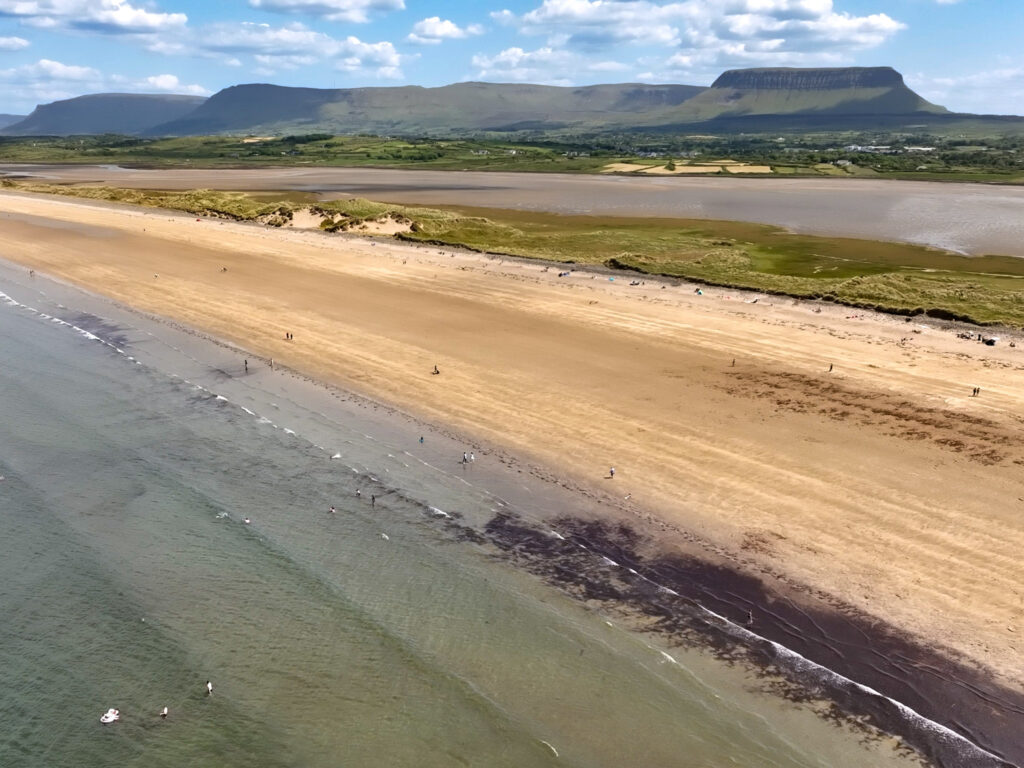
1,261,1018,768
1,191,1023,763
4,164,1024,257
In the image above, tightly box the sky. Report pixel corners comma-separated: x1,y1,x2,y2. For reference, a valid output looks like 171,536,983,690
0,0,1021,116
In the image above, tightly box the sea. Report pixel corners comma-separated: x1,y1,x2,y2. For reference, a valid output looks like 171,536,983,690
0,264,947,768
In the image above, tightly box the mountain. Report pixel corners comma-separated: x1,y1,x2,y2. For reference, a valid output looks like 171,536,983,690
147,82,706,136
0,68,971,138
1,94,207,136
673,67,946,122
0,114,26,130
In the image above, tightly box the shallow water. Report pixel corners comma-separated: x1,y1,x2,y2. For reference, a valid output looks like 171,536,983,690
3,165,1024,256
0,271,932,768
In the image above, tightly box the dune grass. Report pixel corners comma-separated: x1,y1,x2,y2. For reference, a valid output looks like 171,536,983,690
5,179,1023,327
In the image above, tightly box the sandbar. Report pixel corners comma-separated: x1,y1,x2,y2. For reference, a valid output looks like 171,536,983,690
4,164,1024,256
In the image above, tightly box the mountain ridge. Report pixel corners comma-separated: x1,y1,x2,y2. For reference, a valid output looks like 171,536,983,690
0,67,984,138
2,93,206,137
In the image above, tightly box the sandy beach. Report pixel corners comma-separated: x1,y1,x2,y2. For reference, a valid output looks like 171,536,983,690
2,189,1024,760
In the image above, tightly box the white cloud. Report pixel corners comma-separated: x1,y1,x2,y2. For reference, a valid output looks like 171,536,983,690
0,57,208,112
144,73,210,95
914,67,1024,115
334,36,406,78
0,1,186,34
494,0,904,70
407,17,484,45
194,22,407,78
0,35,30,50
247,0,404,23
472,47,570,84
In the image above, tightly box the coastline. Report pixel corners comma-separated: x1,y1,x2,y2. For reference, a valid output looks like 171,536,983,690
4,164,1024,257
1,190,1023,764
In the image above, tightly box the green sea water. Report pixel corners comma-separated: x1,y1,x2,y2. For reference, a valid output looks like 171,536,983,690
0,277,931,768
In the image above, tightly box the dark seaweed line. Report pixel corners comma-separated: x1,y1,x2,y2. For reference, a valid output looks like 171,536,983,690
474,511,1019,768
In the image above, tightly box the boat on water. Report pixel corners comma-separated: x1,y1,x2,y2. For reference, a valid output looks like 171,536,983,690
99,708,119,724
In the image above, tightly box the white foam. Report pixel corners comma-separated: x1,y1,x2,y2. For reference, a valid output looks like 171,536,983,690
428,507,450,518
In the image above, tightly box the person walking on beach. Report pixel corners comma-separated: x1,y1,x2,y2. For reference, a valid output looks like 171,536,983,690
828,363,833,373
371,494,376,508
469,452,475,463
206,681,213,696
609,467,616,478
462,452,468,464
419,436,424,444
244,359,248,372
433,364,440,375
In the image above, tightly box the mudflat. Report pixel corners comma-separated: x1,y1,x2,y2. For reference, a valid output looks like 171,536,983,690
2,191,1024,760
3,164,1024,256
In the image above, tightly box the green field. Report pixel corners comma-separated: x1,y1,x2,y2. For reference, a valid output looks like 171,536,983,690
2,132,1024,183
5,179,1024,327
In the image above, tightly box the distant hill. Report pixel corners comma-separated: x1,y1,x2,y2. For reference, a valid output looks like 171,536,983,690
0,114,26,130
1,94,207,136
674,67,945,121
2,68,993,138
147,82,706,136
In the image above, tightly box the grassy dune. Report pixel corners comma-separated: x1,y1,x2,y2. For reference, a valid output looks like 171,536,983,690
5,179,1023,327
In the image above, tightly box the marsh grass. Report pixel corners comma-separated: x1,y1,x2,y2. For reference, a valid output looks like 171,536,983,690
6,180,1023,327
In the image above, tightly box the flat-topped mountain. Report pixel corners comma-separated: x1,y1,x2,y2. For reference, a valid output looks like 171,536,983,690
148,81,706,136
1,94,207,136
0,67,982,138
712,66,908,91
678,66,945,120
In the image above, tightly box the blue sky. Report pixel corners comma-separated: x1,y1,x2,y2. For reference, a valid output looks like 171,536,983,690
1,0,1020,115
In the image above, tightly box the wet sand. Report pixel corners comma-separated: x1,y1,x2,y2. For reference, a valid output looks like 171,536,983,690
3,164,1024,256
2,189,1024,764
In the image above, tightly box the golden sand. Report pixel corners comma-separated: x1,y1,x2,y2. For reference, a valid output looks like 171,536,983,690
2,190,1022,690
726,165,773,174
601,162,658,173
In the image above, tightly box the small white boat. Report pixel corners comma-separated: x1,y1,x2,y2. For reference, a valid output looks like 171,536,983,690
100,708,120,724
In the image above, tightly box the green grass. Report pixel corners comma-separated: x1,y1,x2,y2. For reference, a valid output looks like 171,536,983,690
3,133,1024,183
6,179,1024,327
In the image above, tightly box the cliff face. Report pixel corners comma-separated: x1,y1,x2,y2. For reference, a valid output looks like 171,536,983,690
712,67,905,91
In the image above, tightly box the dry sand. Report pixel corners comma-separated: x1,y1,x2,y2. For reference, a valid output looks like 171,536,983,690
2,189,1024,694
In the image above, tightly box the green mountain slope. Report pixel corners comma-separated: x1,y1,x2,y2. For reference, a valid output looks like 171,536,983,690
676,67,945,120
1,94,207,136
1,68,982,139
148,82,706,136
